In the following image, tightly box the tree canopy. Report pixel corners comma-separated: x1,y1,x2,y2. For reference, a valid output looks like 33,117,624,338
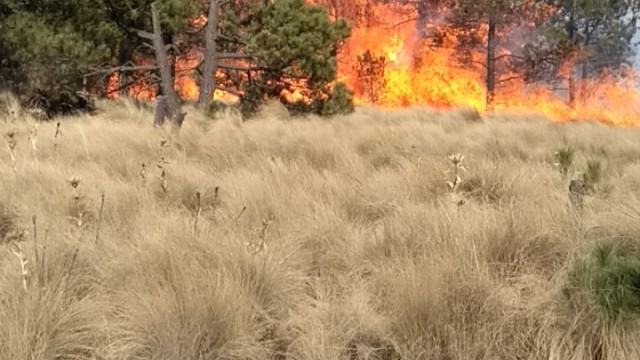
1,0,638,118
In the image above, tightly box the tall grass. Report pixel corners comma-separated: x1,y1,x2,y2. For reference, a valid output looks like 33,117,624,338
2,97,640,359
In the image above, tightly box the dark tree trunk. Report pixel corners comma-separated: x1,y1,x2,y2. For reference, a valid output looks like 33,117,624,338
567,0,577,109
485,8,497,111
416,1,429,40
151,2,185,129
154,95,168,126
198,0,221,108
579,61,588,104
579,22,591,105
117,38,133,97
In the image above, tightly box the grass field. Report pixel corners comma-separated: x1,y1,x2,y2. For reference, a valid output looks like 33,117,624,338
3,96,640,359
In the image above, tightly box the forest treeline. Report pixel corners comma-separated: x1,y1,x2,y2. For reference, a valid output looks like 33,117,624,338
1,0,639,119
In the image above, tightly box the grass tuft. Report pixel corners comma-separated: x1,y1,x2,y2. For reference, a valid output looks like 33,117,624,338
1,101,640,358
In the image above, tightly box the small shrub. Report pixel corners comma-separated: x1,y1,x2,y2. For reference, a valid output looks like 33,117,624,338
205,100,233,119
321,82,355,117
24,89,96,119
582,159,603,194
564,242,640,322
0,202,17,243
554,146,574,176
0,91,22,121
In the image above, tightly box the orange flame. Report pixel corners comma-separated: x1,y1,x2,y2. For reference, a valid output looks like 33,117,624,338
331,2,640,125
107,2,640,126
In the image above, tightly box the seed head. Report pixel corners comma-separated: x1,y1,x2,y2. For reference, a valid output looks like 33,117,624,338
448,153,464,166
6,130,17,149
67,176,82,189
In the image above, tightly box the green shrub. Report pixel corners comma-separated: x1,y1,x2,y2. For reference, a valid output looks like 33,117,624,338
564,242,640,322
321,82,354,117
554,146,574,176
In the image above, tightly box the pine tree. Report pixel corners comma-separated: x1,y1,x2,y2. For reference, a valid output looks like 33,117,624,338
540,0,640,106
240,0,353,115
0,0,119,94
355,50,387,105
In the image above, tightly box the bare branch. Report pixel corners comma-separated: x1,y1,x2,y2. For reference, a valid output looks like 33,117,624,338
496,75,523,84
218,63,265,71
217,34,245,45
494,53,527,62
218,53,253,59
86,65,159,77
384,17,419,30
104,73,160,96
132,28,154,40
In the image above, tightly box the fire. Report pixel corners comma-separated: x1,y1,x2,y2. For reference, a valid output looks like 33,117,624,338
332,2,640,125
175,48,201,100
105,2,640,126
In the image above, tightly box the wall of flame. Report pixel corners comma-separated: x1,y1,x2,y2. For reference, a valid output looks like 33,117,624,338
107,1,640,126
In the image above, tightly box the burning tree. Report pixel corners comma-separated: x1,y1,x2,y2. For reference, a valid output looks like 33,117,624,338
539,0,640,107
105,0,354,116
442,0,554,109
355,50,387,105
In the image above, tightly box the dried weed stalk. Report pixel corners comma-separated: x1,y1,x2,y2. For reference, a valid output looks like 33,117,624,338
445,153,466,191
6,129,17,172
29,122,39,165
246,217,273,254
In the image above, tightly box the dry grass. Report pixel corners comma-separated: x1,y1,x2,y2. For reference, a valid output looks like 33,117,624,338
2,96,640,359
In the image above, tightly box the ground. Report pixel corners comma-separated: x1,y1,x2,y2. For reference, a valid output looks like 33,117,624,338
2,97,640,359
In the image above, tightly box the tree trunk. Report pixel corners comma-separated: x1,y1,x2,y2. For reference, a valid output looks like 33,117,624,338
151,2,185,129
568,70,576,109
154,95,168,126
567,0,576,109
198,0,221,108
117,39,133,97
415,1,429,40
485,8,497,111
579,61,588,104
579,22,591,105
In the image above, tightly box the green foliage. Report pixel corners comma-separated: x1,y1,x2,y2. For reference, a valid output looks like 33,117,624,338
105,0,201,35
554,146,574,176
541,0,640,80
0,1,118,93
246,0,349,85
320,82,355,116
240,0,350,114
0,0,201,95
565,241,640,322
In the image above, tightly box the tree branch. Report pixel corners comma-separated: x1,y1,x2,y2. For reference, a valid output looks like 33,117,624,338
86,65,159,77
218,63,265,71
496,75,523,84
217,34,245,45
494,53,527,62
132,28,154,40
384,17,418,30
104,73,160,96
218,53,253,59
